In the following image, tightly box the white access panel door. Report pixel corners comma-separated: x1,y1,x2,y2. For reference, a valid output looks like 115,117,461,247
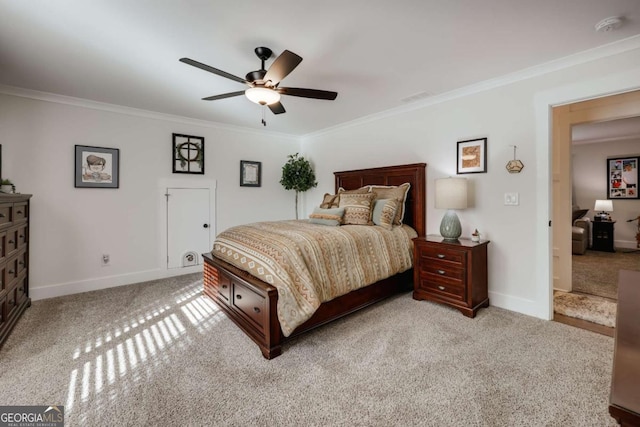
167,187,211,269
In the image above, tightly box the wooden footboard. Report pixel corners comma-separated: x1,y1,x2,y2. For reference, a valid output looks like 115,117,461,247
203,252,412,359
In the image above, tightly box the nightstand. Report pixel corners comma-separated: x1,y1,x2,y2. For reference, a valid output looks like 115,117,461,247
592,220,615,252
412,235,489,317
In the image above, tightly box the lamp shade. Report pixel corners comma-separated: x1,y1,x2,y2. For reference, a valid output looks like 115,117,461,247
245,87,281,105
594,199,613,212
435,178,468,210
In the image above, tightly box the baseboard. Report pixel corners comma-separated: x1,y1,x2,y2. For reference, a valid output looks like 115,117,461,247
30,265,203,301
488,290,541,319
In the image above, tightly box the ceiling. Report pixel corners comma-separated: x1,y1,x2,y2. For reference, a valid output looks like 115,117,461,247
573,117,640,144
1,1,640,136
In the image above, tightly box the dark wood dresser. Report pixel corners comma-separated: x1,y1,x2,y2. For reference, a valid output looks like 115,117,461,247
0,194,31,349
413,235,489,317
609,269,640,426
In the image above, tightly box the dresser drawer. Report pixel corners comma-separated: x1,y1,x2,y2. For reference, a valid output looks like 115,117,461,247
417,244,466,266
232,281,266,332
5,278,26,321
17,225,27,249
217,272,231,302
13,203,28,223
5,227,19,257
0,232,5,263
0,263,6,292
0,204,11,228
5,252,24,287
421,262,465,282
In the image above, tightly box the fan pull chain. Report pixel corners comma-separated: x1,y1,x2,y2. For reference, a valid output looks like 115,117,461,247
261,105,267,126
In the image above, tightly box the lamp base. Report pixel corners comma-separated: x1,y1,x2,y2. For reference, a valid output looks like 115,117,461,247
440,210,462,241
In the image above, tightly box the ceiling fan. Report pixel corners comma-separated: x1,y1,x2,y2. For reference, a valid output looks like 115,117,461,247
180,47,338,125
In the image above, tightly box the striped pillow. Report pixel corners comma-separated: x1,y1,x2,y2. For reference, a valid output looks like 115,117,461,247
309,207,345,226
339,193,375,225
370,183,411,225
372,199,398,229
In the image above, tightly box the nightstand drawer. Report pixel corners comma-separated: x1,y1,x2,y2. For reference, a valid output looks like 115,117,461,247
417,245,465,266
418,277,465,301
421,263,465,282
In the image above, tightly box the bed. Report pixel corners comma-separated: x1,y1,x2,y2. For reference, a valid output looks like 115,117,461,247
202,163,426,358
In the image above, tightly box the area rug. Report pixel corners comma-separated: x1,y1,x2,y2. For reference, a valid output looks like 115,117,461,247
554,291,617,328
572,250,640,300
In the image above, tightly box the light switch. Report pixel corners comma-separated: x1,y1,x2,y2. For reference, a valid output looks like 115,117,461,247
504,192,519,206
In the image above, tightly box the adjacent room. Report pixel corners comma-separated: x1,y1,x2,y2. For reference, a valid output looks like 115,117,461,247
1,1,640,426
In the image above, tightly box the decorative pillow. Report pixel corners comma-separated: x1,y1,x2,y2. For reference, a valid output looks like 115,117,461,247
309,207,345,226
372,199,398,230
319,193,340,209
339,193,375,225
369,183,411,225
572,208,589,223
337,186,370,195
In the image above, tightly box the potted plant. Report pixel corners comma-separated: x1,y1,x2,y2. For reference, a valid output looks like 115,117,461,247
0,179,15,194
280,153,317,219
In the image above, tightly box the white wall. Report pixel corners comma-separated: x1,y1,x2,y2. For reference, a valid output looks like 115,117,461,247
302,47,640,318
573,139,640,248
0,94,299,299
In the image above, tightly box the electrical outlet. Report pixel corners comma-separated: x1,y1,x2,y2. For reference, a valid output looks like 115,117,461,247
504,192,519,206
102,254,110,266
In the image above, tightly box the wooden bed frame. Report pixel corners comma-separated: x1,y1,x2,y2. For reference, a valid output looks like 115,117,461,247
202,163,426,358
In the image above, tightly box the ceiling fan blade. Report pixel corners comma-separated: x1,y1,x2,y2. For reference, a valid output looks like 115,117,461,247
180,58,247,84
268,102,286,115
202,91,245,101
277,87,338,100
263,50,302,85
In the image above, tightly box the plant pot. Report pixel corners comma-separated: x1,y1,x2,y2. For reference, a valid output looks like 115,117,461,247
0,185,13,194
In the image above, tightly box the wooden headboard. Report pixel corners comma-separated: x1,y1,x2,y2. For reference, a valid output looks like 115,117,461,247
334,163,426,236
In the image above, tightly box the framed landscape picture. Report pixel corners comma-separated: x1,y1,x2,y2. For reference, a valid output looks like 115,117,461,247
608,157,639,199
74,145,119,188
457,137,487,174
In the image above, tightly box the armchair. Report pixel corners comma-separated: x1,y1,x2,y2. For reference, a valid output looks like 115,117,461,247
572,216,590,255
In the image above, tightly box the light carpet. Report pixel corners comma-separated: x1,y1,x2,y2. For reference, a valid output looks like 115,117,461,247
554,291,617,328
0,274,617,426
572,250,640,300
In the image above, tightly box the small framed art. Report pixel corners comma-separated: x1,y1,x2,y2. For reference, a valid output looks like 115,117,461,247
457,137,487,174
240,160,261,187
75,145,119,188
607,157,638,199
173,133,204,174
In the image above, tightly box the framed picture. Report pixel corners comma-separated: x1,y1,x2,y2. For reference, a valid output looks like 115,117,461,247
74,145,119,188
240,160,261,187
607,157,638,199
173,133,204,174
457,137,487,174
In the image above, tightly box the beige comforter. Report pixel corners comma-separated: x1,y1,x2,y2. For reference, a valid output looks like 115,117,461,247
212,220,417,336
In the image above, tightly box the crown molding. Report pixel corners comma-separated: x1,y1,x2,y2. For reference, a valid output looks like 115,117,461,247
302,34,640,141
0,84,297,141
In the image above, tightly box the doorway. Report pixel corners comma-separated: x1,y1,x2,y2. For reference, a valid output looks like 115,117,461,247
552,90,640,334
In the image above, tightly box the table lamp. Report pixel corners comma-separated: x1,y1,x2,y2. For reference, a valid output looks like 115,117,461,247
594,199,613,221
435,177,468,241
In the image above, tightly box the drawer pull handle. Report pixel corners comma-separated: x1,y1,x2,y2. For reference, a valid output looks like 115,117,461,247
8,269,14,275
18,261,24,266
18,287,23,292
17,210,23,215
0,213,4,218
253,307,261,313
438,286,445,291
19,234,24,239
221,284,227,289
9,300,14,305
8,239,14,244
236,294,242,300
437,254,445,259
437,269,445,275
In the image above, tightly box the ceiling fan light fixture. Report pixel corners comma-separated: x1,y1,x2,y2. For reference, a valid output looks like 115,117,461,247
245,87,281,105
